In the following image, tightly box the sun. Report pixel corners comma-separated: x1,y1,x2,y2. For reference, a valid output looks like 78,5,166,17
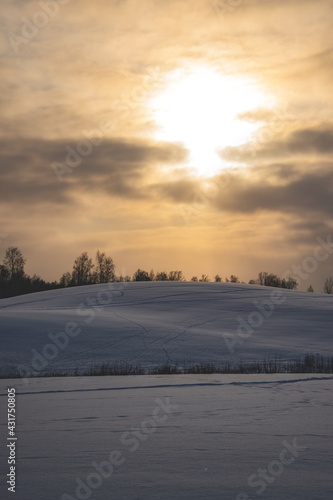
150,66,275,176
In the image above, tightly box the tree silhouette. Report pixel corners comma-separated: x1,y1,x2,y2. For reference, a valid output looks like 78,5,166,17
323,277,333,294
229,275,240,283
199,274,209,282
155,271,168,281
253,272,298,290
3,247,25,281
168,270,184,281
72,252,94,286
94,251,115,283
133,269,151,281
59,272,72,288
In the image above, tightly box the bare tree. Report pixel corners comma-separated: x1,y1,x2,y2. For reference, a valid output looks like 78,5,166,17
156,271,168,281
117,274,131,282
94,251,115,283
257,271,268,286
59,272,72,287
168,270,184,281
324,277,333,294
199,274,209,282
229,275,240,283
265,274,281,287
307,285,314,293
3,247,25,280
214,275,222,282
254,271,298,290
72,252,94,286
285,277,298,290
0,264,10,281
133,269,151,281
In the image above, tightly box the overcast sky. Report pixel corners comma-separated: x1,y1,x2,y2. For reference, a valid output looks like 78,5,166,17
0,0,332,290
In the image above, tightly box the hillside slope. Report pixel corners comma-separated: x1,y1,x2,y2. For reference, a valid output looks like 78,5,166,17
0,282,332,375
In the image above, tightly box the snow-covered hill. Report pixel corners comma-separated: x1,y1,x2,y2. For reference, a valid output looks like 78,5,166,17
1,283,332,500
0,281,332,376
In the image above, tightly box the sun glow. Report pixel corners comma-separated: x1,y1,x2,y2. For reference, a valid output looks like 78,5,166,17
150,66,275,176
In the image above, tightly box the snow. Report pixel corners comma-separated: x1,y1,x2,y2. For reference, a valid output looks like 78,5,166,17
0,281,332,376
1,282,333,499
0,374,332,499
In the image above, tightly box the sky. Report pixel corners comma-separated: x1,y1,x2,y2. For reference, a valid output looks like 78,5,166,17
0,0,333,291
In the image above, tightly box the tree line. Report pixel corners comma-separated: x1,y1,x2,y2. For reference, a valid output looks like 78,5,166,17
1,247,333,299
0,248,118,299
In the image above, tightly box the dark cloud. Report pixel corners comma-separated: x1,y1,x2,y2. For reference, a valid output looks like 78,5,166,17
2,133,330,224
0,138,188,205
286,218,333,245
211,166,333,217
105,154,333,221
152,179,199,203
220,124,333,162
289,127,333,154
